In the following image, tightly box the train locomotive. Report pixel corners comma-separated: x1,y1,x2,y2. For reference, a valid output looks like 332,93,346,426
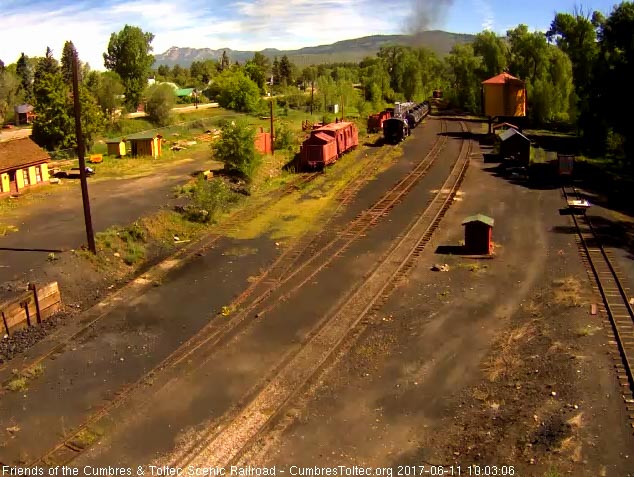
382,101,430,144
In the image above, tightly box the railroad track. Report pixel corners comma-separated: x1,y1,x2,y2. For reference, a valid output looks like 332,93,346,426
26,120,448,467
169,121,471,468
562,185,634,425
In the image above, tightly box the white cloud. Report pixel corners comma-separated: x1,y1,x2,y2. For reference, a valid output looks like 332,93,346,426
0,0,403,69
472,0,494,31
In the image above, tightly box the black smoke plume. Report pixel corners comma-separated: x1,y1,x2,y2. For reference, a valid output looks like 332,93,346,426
406,0,455,33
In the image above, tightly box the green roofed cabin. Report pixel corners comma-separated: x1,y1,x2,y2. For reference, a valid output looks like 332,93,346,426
127,132,163,158
462,214,495,255
175,88,195,98
105,138,127,157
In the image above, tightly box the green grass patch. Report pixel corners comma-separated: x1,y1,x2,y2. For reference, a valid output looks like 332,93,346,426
227,144,401,240
69,428,101,449
223,246,258,257
5,376,28,392
4,364,45,392
0,223,19,236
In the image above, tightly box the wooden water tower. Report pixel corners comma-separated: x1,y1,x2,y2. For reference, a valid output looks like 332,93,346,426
482,73,527,134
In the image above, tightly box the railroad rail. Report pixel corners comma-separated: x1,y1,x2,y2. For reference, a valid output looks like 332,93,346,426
170,121,471,468
26,120,448,467
562,185,634,409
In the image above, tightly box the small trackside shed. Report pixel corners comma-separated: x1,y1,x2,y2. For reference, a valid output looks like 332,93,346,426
127,132,163,158
105,138,127,157
498,128,530,166
254,127,272,155
462,214,495,255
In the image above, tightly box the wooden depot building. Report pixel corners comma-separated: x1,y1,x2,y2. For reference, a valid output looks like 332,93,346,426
0,137,51,197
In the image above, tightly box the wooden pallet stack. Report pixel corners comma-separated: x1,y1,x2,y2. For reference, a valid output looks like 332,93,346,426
1,282,62,335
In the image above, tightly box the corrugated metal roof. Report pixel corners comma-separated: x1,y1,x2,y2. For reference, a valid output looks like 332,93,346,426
462,214,495,227
0,137,50,173
315,121,354,132
175,88,194,97
498,128,528,142
14,104,34,114
126,132,163,140
482,72,525,85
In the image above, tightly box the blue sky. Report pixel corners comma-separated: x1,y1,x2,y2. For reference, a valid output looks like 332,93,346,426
0,0,621,70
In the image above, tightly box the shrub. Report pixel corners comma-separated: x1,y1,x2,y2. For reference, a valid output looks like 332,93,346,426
274,122,297,151
181,177,238,223
145,83,176,126
212,120,261,181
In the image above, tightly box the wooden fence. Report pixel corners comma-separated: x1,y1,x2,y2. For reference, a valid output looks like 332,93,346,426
1,282,62,335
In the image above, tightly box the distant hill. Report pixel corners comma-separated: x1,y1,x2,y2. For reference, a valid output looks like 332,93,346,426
153,31,475,68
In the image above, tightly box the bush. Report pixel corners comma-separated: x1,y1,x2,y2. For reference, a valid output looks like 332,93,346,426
212,120,262,181
145,83,176,126
208,70,261,113
274,122,297,151
181,177,238,223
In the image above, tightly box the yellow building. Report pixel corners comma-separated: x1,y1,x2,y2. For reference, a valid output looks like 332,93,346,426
128,132,163,158
0,137,50,197
482,72,527,118
105,138,127,157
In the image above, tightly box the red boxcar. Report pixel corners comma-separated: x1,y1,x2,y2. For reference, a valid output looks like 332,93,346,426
317,121,358,156
367,114,381,133
300,132,338,168
299,121,359,169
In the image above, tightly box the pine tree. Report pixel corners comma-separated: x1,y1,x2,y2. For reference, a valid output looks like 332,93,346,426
32,72,74,150
34,47,60,87
61,41,77,86
279,55,292,86
220,50,230,71
16,53,33,103
272,57,280,85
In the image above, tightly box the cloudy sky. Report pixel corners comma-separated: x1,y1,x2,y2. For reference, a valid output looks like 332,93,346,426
0,0,619,70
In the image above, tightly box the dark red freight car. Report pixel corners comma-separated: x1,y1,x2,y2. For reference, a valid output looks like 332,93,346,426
317,121,358,156
300,121,359,169
300,132,338,168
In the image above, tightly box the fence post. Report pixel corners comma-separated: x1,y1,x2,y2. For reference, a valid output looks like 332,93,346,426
29,283,42,324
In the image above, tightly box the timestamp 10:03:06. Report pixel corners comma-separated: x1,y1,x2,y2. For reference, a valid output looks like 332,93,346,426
396,466,515,476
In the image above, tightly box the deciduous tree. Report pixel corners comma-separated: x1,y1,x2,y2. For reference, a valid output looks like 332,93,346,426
145,83,175,126
104,25,155,111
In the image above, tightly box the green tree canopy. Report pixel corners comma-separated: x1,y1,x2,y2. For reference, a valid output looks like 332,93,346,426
472,31,508,79
209,69,261,112
145,83,175,126
104,25,155,111
212,119,260,181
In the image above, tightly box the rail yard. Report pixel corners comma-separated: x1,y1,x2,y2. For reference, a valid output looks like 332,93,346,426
6,0,634,473
1,105,632,477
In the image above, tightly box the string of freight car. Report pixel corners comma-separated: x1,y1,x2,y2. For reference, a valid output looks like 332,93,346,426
175,121,472,469
27,120,446,467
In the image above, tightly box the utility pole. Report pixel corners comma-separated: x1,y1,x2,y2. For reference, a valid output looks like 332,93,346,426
341,95,344,121
310,80,314,116
270,99,275,155
71,48,96,254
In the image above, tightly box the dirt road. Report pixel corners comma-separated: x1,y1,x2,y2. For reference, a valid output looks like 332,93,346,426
0,155,212,285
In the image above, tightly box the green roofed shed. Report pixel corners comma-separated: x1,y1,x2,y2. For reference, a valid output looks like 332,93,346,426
462,214,495,227
462,214,494,255
175,88,195,97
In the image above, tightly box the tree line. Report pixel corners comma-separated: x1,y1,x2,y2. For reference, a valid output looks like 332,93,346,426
1,2,633,163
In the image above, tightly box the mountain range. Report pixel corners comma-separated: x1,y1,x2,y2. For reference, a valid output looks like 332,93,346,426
153,30,475,68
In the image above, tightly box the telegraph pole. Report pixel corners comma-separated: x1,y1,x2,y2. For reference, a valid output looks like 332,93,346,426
71,48,96,254
310,80,314,115
270,99,275,155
